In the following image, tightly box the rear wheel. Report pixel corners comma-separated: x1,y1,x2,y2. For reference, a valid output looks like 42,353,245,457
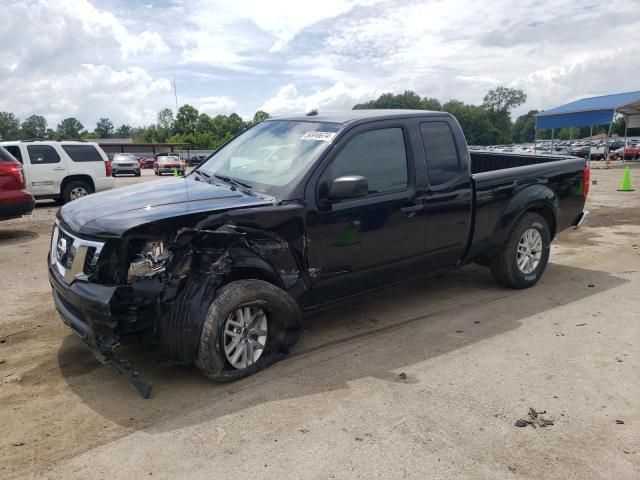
195,279,303,382
61,180,93,204
490,212,551,289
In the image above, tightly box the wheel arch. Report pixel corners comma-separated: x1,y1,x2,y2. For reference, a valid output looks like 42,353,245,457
498,185,558,245
60,174,95,196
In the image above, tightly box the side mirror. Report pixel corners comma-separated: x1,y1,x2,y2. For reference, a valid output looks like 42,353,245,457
328,175,368,200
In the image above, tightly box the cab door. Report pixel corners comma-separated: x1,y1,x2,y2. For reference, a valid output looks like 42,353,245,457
418,120,473,272
23,144,68,197
305,123,427,304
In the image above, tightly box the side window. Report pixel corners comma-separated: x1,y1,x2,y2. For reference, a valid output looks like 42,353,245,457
420,122,461,186
27,145,61,164
330,128,408,194
4,146,22,164
62,145,103,162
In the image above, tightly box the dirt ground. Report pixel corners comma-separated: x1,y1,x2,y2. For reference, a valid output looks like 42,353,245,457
0,165,639,479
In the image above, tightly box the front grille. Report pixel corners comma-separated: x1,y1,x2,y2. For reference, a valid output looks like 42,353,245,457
83,246,99,275
56,229,76,268
51,222,105,284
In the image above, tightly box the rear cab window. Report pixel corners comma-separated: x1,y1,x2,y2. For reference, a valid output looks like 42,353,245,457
62,145,104,162
3,145,22,163
27,145,61,164
419,121,462,186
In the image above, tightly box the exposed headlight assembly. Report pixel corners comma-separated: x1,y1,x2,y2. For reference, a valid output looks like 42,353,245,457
128,240,170,281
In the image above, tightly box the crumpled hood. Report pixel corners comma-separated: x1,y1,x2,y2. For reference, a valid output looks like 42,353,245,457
60,177,272,237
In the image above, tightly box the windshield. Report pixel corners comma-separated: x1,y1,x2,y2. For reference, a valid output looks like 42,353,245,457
197,120,342,196
113,154,135,161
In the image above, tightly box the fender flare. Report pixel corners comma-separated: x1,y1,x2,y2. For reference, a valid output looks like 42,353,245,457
494,184,558,247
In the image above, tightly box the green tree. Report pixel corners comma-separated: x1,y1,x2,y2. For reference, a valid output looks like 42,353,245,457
115,124,133,138
354,90,423,110
20,114,47,139
175,105,199,135
419,97,441,111
157,108,174,131
513,110,538,143
0,112,20,140
482,87,527,113
442,100,504,145
95,118,114,138
252,110,270,123
226,113,246,135
82,131,101,140
56,118,85,140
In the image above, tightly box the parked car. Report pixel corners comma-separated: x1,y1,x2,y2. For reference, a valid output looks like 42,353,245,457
0,141,113,203
138,157,154,169
49,110,588,397
188,155,207,167
608,140,626,151
570,145,606,160
0,146,34,220
153,155,185,175
609,145,640,160
111,153,141,177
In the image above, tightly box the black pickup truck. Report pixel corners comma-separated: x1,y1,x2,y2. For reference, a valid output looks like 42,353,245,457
49,110,589,396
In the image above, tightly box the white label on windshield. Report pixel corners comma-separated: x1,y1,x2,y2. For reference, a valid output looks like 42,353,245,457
301,131,336,142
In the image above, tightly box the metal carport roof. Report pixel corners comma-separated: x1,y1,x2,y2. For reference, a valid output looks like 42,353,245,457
536,91,640,129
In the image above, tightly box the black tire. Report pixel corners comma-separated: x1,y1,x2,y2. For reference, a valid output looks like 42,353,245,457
61,180,93,204
195,279,303,382
154,170,158,176
135,171,141,177
490,212,551,289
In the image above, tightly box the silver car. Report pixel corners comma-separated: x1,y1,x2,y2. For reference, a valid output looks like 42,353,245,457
111,153,141,177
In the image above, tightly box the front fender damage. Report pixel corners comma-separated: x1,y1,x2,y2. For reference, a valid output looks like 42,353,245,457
118,210,307,396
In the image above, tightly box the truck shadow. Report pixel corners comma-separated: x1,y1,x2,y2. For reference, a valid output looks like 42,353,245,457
0,229,39,246
58,263,627,434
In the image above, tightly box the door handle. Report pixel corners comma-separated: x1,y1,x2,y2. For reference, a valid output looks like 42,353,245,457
53,167,65,171
400,204,423,217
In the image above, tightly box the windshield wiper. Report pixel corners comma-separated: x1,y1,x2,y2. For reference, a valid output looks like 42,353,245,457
213,174,253,191
194,169,210,178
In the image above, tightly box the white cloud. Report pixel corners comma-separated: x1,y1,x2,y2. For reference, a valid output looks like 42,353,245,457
2,0,640,128
199,96,238,114
260,82,380,114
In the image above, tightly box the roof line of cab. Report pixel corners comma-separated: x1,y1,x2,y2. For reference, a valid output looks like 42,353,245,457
265,109,453,125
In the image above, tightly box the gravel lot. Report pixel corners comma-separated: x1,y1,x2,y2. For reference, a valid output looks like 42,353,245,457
1,165,639,479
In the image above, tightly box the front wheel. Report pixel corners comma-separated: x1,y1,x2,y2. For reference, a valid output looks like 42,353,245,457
490,212,551,289
195,279,303,382
61,180,93,204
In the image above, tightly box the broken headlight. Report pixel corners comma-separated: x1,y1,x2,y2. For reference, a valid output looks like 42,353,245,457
128,240,170,281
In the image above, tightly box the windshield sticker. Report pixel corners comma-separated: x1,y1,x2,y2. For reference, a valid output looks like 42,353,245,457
300,131,337,142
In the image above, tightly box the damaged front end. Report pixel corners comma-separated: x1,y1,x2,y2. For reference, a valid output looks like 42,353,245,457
49,206,308,398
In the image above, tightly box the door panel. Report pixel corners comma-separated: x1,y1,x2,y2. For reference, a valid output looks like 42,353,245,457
24,145,67,197
418,121,473,272
306,192,425,303
305,123,427,304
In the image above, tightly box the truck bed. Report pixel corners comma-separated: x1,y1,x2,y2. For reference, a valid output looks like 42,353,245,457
470,151,574,174
465,151,587,266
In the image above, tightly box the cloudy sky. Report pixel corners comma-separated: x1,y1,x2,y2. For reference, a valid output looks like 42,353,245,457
1,0,639,129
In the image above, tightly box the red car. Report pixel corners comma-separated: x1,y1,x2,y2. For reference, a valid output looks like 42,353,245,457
139,157,154,169
610,145,640,160
0,146,34,221
153,155,185,175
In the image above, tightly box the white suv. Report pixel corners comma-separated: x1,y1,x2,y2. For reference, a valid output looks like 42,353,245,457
0,141,114,203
